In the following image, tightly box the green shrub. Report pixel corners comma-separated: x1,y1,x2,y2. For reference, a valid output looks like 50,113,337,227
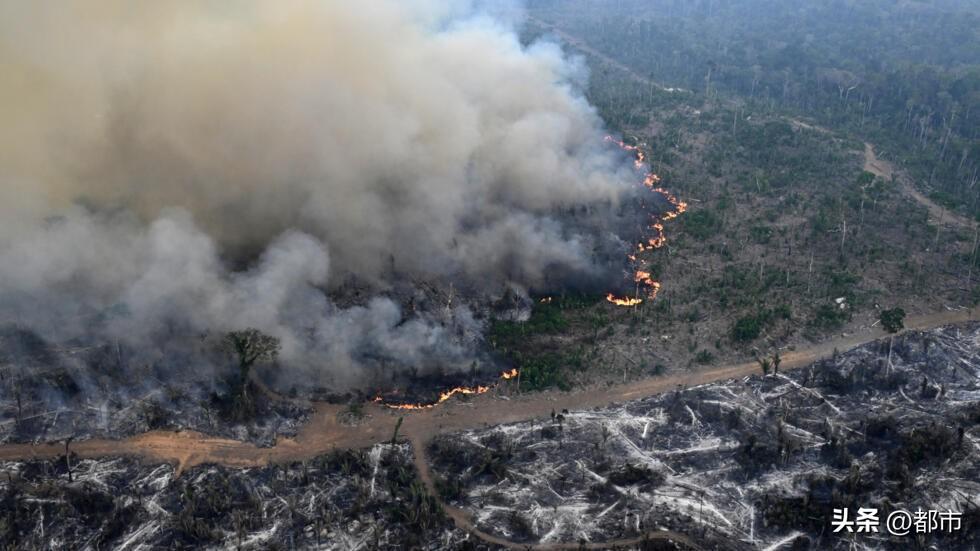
732,315,764,342
749,225,773,244
880,307,906,333
518,353,570,392
682,209,723,239
695,350,715,364
810,303,849,330
731,305,791,342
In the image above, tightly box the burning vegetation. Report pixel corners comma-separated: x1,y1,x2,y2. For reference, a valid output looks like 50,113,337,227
374,369,519,410
604,137,688,307
0,0,660,422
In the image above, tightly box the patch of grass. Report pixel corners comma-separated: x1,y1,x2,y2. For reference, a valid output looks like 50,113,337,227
749,225,773,244
489,292,601,346
731,315,764,342
825,268,859,300
809,303,850,330
488,293,603,392
516,352,571,392
681,209,723,239
694,350,715,365
731,305,792,343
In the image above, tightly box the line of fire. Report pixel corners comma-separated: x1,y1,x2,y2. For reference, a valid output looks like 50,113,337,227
375,140,686,409
604,136,687,307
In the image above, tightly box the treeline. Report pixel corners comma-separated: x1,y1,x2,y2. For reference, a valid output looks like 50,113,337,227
529,0,980,215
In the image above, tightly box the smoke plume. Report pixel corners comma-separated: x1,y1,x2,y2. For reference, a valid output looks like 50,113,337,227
0,0,636,392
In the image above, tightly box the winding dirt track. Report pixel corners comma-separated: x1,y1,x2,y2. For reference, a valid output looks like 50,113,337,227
863,142,976,231
529,16,677,94
5,31,978,551
1,307,975,550
535,15,974,238
1,308,975,549
0,24,971,551
0,308,974,468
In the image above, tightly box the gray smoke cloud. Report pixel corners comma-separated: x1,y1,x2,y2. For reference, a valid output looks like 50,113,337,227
0,0,636,391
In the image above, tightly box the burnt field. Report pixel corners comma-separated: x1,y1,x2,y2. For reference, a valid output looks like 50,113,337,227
0,326,310,447
0,323,978,550
427,324,980,549
0,443,494,551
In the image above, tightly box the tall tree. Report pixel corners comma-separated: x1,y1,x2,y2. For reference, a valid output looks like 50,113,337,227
224,328,280,401
880,308,906,334
880,307,906,371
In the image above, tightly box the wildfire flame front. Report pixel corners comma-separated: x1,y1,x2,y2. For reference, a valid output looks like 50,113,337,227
605,138,686,307
375,368,520,410
378,138,686,411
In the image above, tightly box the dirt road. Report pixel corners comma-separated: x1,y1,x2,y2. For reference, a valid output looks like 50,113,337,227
1,307,975,550
2,305,976,470
532,17,973,237
528,16,681,95
3,26,975,547
863,142,976,232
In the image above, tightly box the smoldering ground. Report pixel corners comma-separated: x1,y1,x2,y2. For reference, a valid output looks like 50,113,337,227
0,0,647,417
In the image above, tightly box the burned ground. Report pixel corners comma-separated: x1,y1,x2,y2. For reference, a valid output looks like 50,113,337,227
0,326,309,447
0,443,497,550
428,324,980,549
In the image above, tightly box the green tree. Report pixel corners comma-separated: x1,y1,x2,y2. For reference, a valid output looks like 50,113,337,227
880,308,906,334
755,354,772,376
880,308,906,372
224,328,280,401
732,315,763,342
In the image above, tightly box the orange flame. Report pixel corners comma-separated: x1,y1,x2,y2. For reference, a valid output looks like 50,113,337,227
606,293,643,306
604,136,646,170
604,136,685,307
374,368,519,410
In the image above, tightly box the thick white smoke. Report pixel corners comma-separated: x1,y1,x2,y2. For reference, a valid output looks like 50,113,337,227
0,0,635,390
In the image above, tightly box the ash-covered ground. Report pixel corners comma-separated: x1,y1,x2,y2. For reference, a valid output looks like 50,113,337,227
0,443,497,550
0,326,310,447
428,324,980,550
0,282,544,446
